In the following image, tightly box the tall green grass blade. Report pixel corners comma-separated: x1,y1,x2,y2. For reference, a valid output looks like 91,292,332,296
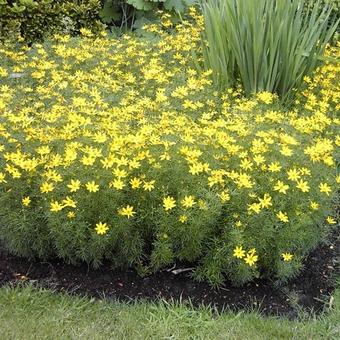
196,0,339,100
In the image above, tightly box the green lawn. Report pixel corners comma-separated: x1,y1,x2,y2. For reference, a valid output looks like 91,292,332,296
0,285,339,339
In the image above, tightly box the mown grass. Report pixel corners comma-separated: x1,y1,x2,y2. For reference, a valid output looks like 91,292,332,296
0,284,339,339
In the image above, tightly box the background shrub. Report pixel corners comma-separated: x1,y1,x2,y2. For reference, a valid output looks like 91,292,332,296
0,0,104,43
0,0,197,43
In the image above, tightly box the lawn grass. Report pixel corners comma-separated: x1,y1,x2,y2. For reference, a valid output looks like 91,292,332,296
0,285,339,339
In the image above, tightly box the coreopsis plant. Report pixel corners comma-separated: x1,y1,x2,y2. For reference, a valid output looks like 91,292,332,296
0,11,338,286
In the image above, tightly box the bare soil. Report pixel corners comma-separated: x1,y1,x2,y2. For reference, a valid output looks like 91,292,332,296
0,231,338,319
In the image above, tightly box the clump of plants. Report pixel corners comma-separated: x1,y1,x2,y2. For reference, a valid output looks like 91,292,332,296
0,13,338,286
198,0,339,100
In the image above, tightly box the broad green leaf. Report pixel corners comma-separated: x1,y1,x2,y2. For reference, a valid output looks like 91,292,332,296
99,1,121,23
19,0,37,7
164,0,197,12
10,3,26,13
164,0,186,12
127,0,157,11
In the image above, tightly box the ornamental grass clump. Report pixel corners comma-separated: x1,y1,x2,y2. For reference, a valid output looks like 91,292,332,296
0,11,339,286
199,0,339,100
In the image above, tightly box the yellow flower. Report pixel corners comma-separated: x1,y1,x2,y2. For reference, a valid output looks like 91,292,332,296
118,205,136,218
276,211,289,223
253,155,265,165
310,201,319,210
258,193,272,209
244,249,258,266
67,211,75,219
299,167,311,176
95,222,109,235
22,196,31,207
163,196,176,211
233,246,245,259
247,202,262,214
319,182,332,196
129,159,141,169
110,178,125,190
85,181,99,193
50,200,64,212
287,168,300,181
282,252,293,261
130,177,142,189
240,158,253,170
80,28,93,37
44,169,62,182
280,145,293,157
189,163,204,175
235,173,253,188
40,182,54,193
160,153,170,161
235,220,243,228
143,180,155,191
67,179,81,192
0,172,7,183
198,199,207,210
326,216,336,225
113,168,128,178
257,91,274,104
81,155,95,166
62,196,76,208
218,190,230,202
179,215,188,223
181,195,196,209
296,180,310,193
273,180,289,194
268,162,281,172
36,145,51,155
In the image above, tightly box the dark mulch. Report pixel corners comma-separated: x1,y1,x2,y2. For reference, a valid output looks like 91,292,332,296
0,230,338,319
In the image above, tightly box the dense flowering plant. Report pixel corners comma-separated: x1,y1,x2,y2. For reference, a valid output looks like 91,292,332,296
0,9,338,285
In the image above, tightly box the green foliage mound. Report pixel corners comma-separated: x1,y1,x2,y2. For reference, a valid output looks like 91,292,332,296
0,19,338,286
